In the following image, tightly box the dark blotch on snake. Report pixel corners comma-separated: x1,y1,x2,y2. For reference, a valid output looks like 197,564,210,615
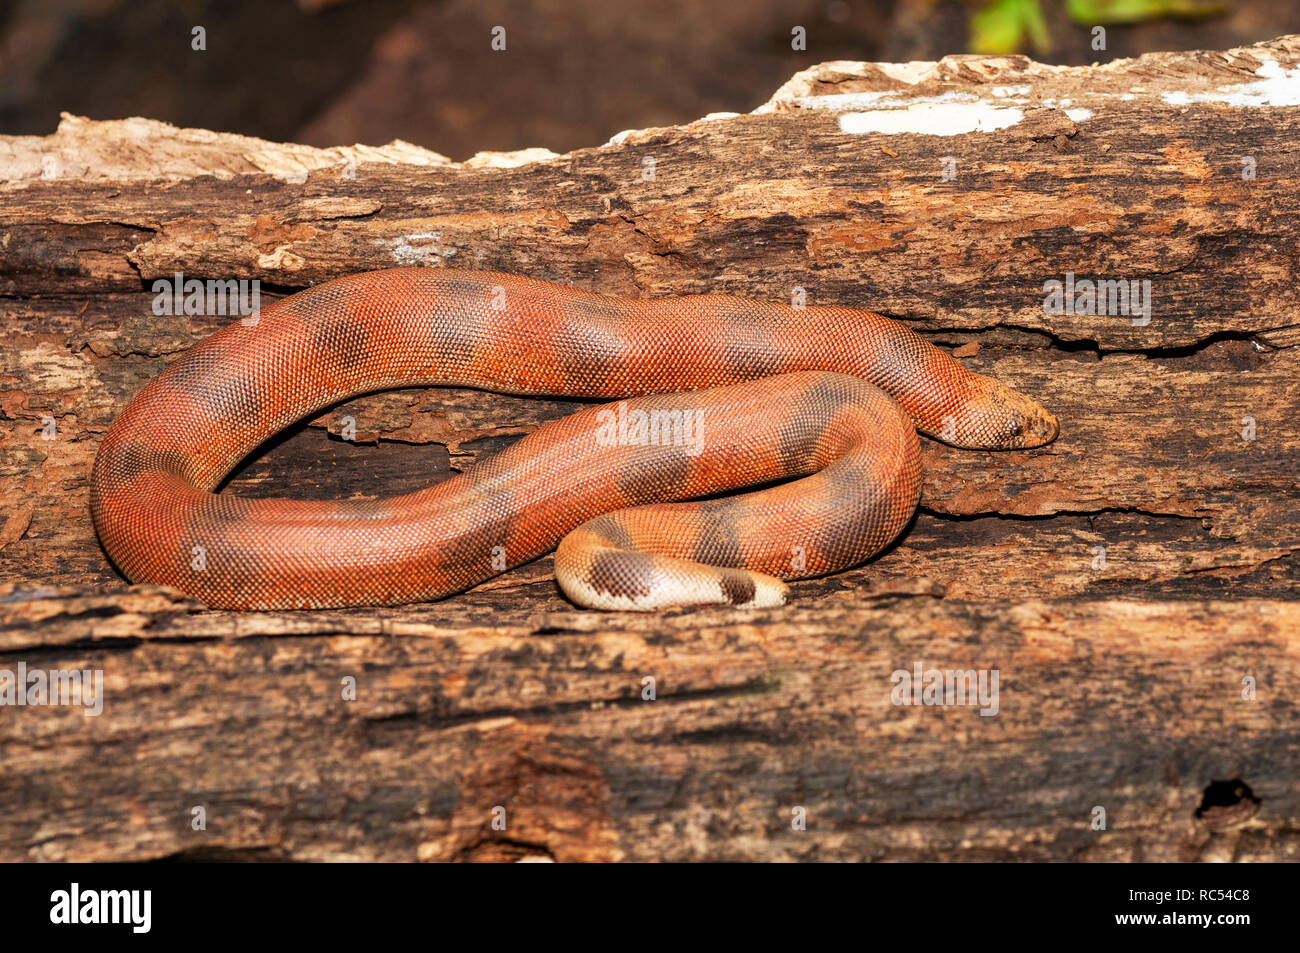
587,549,653,600
166,352,266,431
719,570,756,606
309,306,370,374
692,506,746,568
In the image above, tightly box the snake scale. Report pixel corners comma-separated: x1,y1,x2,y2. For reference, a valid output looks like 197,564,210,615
89,268,1059,611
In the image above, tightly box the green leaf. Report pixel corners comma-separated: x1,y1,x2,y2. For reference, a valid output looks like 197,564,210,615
970,0,1052,55
1065,0,1228,26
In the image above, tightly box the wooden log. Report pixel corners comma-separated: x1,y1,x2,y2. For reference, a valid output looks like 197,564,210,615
1,36,1298,861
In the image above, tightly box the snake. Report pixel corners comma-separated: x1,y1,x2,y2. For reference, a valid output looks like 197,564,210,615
89,268,1059,611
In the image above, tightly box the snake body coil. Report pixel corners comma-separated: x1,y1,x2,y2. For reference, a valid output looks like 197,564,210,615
89,268,1058,611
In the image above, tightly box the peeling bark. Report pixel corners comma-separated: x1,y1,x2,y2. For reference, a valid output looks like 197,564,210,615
1,36,1298,862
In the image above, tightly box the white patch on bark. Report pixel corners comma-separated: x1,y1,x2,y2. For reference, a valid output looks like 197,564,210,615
1161,60,1300,108
839,102,1024,136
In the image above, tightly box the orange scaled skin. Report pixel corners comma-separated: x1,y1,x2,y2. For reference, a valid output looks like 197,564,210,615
89,268,1058,611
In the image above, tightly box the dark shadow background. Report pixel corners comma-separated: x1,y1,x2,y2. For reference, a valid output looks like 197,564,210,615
2,0,1297,159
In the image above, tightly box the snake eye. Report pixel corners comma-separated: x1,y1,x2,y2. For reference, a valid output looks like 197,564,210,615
1008,421,1023,437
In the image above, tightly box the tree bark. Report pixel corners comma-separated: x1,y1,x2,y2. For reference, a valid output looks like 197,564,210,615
1,35,1297,861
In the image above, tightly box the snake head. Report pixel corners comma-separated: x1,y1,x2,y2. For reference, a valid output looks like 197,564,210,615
947,377,1060,450
996,394,1060,449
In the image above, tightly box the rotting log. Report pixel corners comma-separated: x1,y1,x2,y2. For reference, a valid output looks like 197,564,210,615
1,36,1298,861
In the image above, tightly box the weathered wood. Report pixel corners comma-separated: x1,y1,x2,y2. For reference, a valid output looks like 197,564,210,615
1,586,1295,861
1,36,1298,861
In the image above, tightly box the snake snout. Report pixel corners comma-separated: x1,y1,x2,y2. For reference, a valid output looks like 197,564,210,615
958,379,1060,450
1025,406,1060,445
996,396,1059,449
